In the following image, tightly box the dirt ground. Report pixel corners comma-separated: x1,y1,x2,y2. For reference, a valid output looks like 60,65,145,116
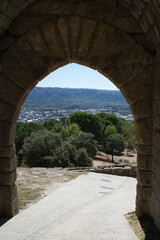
17,151,136,210
16,168,86,210
93,150,137,167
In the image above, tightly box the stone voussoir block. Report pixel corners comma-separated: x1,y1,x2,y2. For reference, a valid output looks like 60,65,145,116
0,155,16,172
136,196,151,217
1,50,35,90
0,72,26,107
0,144,16,158
120,72,153,105
137,153,153,171
137,169,152,186
137,144,152,155
0,169,16,185
0,121,16,145
2,195,18,217
0,101,20,123
137,183,152,199
136,117,153,145
0,184,17,201
130,95,152,120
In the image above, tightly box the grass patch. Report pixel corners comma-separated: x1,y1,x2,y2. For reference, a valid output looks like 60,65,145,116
65,174,78,181
126,211,160,240
17,168,86,211
18,187,44,209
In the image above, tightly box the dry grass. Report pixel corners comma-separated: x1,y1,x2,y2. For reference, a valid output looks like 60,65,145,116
93,150,137,167
126,212,145,239
17,167,86,210
126,211,160,240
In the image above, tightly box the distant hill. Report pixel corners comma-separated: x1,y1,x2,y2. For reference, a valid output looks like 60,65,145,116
23,87,128,109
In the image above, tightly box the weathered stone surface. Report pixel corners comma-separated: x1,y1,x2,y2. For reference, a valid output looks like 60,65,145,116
1,51,35,90
104,15,141,34
130,95,153,120
137,144,152,156
137,169,152,186
0,121,16,145
8,36,49,79
137,183,152,199
40,20,68,66
0,35,16,51
0,184,18,216
0,101,20,123
102,44,153,88
136,118,153,145
85,22,115,67
0,184,17,200
0,144,16,158
0,169,16,185
0,155,16,172
0,73,26,107
26,0,128,17
68,16,82,60
9,15,52,36
1,195,18,217
137,153,153,171
121,73,153,105
136,196,151,217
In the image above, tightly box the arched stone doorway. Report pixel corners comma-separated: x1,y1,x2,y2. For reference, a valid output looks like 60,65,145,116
0,0,160,230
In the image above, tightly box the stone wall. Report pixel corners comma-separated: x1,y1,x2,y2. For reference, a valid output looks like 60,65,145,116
90,165,137,177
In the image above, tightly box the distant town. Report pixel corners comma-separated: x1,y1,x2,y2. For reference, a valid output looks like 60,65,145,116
18,106,134,124
18,87,134,124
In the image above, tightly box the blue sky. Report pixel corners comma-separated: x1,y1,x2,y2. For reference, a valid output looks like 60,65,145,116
37,63,118,90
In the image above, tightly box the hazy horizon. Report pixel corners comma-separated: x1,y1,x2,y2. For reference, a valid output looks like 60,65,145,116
35,86,120,91
37,63,118,90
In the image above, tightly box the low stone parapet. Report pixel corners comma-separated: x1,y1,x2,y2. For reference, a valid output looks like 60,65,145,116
90,164,137,177
68,164,137,177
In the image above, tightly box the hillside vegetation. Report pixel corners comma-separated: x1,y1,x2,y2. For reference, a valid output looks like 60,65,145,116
16,113,136,167
23,87,128,109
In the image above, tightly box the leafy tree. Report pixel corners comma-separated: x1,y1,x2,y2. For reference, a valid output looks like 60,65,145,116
52,122,81,141
43,119,58,130
125,140,135,155
52,123,65,133
97,113,122,133
21,130,63,167
52,143,84,167
15,122,44,165
69,132,97,158
104,125,117,139
70,112,105,142
122,121,137,144
75,148,93,167
53,144,93,168
21,130,94,168
63,123,81,140
106,134,125,162
60,117,70,128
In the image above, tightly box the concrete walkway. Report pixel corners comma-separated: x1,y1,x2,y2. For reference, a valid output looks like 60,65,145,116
0,173,138,240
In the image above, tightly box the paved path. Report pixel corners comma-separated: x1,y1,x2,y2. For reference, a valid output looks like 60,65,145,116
0,173,138,240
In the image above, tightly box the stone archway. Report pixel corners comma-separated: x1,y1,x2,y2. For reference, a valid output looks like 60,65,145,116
0,0,160,231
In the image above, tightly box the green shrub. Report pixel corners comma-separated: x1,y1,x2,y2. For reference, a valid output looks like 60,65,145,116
69,132,97,158
21,130,63,167
75,148,93,167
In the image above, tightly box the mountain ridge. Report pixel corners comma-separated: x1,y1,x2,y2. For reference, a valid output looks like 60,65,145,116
23,87,128,109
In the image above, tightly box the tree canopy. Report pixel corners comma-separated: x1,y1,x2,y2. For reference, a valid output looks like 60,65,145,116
16,112,137,167
106,134,125,162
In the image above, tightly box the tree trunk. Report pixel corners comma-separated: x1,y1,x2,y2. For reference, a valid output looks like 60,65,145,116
112,154,114,163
